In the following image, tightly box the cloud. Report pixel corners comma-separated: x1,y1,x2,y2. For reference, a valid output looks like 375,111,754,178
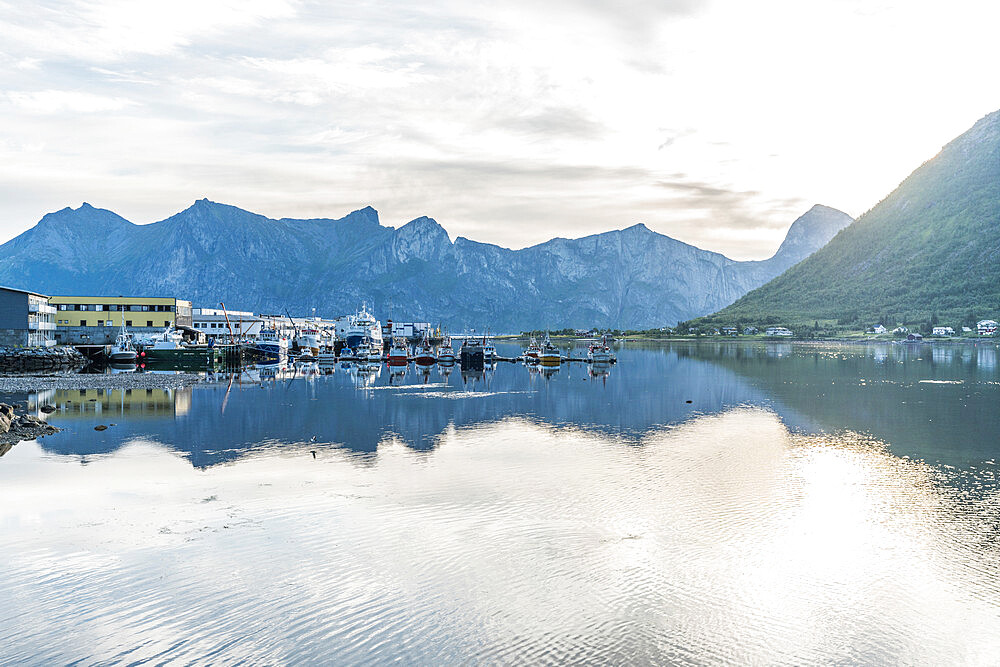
1,0,999,262
5,90,137,113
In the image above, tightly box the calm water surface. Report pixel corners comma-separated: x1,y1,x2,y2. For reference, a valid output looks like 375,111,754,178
3,341,1000,664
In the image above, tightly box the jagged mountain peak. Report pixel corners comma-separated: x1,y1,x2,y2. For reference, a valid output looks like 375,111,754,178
0,199,844,329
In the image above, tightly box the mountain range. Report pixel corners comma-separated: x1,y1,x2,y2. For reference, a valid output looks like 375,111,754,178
0,199,851,330
712,109,1000,328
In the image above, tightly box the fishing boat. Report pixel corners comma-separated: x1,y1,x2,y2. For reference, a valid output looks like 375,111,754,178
343,304,384,351
249,327,288,361
387,337,409,366
296,327,320,357
459,335,484,369
523,336,541,362
356,336,384,363
137,326,188,363
415,332,436,365
436,336,455,363
483,333,497,362
108,323,137,363
539,333,561,366
587,335,614,363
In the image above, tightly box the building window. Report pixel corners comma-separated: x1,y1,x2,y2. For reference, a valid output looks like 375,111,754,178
108,305,118,311
126,320,132,326
164,321,170,327
80,320,87,326
59,304,67,311
95,305,103,311
147,320,153,327
142,305,149,312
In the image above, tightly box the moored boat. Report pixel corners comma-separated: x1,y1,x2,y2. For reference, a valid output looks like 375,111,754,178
483,333,497,362
436,336,455,363
415,332,436,365
459,335,484,369
588,335,614,363
387,337,409,366
249,327,289,361
344,304,384,351
108,323,137,363
523,336,541,362
539,333,561,366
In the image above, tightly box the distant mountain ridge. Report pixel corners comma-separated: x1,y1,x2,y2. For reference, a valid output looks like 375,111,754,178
0,199,851,330
711,109,1000,327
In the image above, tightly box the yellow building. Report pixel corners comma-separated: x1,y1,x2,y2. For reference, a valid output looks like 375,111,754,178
49,295,193,329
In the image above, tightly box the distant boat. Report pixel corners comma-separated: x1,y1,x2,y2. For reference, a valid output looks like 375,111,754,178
357,336,384,363
387,337,409,366
344,304,383,351
460,336,485,369
296,327,320,356
108,323,137,363
436,336,455,363
483,332,497,362
539,333,561,366
588,335,614,363
523,336,541,362
249,327,288,361
415,332,436,365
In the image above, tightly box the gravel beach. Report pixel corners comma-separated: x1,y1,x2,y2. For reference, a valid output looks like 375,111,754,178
0,373,203,392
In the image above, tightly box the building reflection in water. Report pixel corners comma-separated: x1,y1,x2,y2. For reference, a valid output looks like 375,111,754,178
29,387,191,419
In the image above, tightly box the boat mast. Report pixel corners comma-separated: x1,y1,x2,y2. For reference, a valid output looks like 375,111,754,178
219,302,236,342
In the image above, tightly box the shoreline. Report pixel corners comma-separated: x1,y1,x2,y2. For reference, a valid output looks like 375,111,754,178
0,372,204,393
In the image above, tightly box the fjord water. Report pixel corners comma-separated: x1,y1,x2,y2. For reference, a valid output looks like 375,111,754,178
3,342,1000,664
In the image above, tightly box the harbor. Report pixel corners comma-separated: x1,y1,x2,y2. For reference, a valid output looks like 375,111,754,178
44,300,620,375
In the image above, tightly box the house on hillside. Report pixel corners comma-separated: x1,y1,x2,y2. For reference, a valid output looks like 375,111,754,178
932,326,955,336
743,326,758,335
978,319,998,336
963,326,973,333
892,326,908,335
765,327,793,337
721,326,738,336
873,324,887,334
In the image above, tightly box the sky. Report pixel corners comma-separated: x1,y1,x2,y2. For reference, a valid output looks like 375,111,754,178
1,0,999,260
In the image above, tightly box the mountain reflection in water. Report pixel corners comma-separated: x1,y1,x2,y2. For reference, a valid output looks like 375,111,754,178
11,341,1000,469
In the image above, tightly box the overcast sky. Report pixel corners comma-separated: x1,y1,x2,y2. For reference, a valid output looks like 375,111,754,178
2,1,998,259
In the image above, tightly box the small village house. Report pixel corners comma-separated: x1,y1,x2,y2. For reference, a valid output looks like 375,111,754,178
932,326,955,336
978,319,998,336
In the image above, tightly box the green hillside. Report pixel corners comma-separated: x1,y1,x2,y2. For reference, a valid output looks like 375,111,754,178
707,110,1000,331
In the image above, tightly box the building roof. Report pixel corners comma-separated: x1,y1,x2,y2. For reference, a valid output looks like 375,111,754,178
0,284,49,298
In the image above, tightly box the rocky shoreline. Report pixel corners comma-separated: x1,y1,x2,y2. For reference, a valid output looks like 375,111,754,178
0,346,86,372
0,402,58,456
0,372,203,392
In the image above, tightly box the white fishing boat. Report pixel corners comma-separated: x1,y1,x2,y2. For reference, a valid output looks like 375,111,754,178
436,336,455,363
523,336,541,362
588,335,614,363
483,333,497,362
356,336,384,363
344,304,384,351
296,327,320,356
108,323,137,363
